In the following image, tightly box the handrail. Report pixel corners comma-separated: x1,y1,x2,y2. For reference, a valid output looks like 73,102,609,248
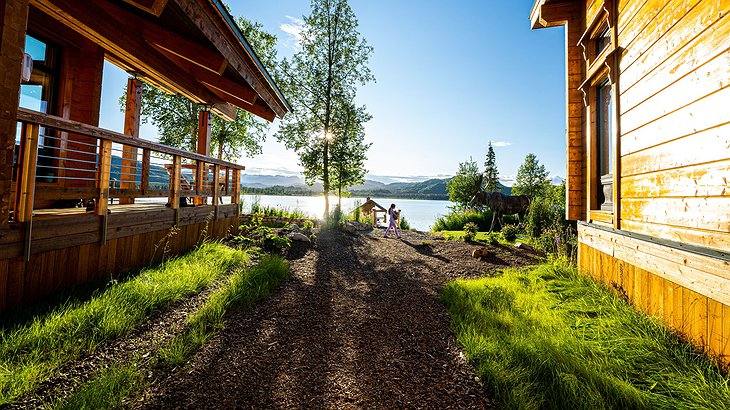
16,107,245,170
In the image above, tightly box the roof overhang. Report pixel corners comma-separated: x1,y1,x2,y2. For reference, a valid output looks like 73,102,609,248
530,0,577,29
30,0,289,122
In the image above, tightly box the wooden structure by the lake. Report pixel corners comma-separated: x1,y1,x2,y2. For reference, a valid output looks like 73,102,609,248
531,0,729,364
359,198,388,227
0,0,288,311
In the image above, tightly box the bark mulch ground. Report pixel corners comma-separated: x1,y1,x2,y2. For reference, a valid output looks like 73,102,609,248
137,229,541,409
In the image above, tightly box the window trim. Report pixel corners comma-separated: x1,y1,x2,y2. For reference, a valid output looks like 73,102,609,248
578,0,621,228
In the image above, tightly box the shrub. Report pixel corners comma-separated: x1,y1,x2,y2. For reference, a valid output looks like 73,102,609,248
485,233,500,245
302,220,314,232
433,209,518,232
501,224,518,242
399,216,411,231
463,222,478,242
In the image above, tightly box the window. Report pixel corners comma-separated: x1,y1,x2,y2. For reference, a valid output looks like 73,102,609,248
17,33,61,183
578,1,618,217
596,79,613,211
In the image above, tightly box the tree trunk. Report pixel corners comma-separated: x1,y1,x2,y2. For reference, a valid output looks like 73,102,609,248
323,139,329,219
218,140,223,160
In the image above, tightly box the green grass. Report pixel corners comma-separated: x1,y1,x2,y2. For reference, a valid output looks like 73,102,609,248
56,254,290,409
440,261,730,409
439,230,518,245
0,243,249,405
54,364,143,410
157,254,290,367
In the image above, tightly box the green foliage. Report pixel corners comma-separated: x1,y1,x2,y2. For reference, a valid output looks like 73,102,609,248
485,232,500,245
331,102,372,200
512,153,550,198
501,224,518,242
525,182,576,258
276,0,374,218
399,215,411,231
446,158,482,210
233,225,292,253
158,255,289,367
324,204,346,230
302,220,315,231
463,222,478,242
120,18,277,161
441,261,730,409
432,210,516,232
483,142,499,192
0,244,248,405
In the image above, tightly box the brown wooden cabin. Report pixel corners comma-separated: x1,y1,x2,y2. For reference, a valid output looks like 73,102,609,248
0,0,289,312
530,0,729,364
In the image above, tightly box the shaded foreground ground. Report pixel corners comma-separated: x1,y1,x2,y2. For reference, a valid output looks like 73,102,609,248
138,230,540,408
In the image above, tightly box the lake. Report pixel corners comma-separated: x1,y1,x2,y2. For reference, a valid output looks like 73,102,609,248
241,194,453,231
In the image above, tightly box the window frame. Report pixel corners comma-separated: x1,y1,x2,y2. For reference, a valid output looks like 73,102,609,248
578,0,620,227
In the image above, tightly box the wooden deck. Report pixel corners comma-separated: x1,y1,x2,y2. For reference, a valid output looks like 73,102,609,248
0,203,241,312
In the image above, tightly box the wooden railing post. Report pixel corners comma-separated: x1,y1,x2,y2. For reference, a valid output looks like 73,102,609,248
169,155,181,212
140,148,150,193
231,169,240,215
15,123,40,223
194,160,204,205
120,78,142,204
96,139,112,216
212,164,220,218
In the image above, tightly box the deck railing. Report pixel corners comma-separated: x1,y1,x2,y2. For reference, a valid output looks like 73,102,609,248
14,107,243,225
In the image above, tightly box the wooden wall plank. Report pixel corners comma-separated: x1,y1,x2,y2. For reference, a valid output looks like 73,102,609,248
621,160,730,199
708,299,726,358
621,197,730,233
621,87,730,156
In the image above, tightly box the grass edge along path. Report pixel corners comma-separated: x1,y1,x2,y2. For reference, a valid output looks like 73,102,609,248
0,243,248,405
57,254,290,409
441,260,730,410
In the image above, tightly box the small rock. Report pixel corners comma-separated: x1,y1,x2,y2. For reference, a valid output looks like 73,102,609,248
471,248,490,259
289,223,300,231
288,232,311,243
342,222,357,233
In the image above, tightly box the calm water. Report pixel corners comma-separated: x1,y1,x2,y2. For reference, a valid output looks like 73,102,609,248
242,195,453,231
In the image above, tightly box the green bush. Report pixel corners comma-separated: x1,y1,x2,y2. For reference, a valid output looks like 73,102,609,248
463,222,478,242
302,220,314,231
523,183,577,259
399,216,411,231
433,210,518,232
501,224,518,242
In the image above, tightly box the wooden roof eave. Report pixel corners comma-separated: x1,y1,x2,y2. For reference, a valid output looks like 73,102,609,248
530,0,578,30
171,0,290,120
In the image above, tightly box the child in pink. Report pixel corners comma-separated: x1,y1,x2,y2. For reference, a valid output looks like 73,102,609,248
384,203,401,239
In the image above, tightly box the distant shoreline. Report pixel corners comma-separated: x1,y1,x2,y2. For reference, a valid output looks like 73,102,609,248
241,188,450,201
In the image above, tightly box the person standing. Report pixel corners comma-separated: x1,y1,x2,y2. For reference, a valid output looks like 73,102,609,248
384,203,401,239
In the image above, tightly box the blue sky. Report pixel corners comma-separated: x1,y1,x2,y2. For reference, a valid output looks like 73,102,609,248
99,0,567,184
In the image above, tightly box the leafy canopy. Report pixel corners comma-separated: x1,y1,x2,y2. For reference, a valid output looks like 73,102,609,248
447,158,482,210
512,153,550,198
276,0,374,217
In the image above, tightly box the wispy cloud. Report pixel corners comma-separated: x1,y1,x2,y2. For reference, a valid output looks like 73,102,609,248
280,16,304,48
490,140,512,148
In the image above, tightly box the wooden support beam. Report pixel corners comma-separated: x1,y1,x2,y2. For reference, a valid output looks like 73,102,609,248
169,155,181,210
120,77,142,204
0,0,30,229
15,123,40,223
96,139,112,216
119,0,169,17
32,0,225,108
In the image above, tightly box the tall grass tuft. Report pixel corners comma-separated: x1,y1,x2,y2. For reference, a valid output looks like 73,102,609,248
441,261,730,409
158,255,290,367
54,364,143,410
0,243,249,405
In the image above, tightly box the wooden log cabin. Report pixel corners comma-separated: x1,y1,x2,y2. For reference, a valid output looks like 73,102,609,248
530,0,729,363
0,0,289,312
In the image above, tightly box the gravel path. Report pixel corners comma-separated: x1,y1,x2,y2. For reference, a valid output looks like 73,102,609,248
138,229,540,409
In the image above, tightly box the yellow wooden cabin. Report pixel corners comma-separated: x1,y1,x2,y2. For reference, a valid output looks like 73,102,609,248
0,0,289,312
530,0,729,363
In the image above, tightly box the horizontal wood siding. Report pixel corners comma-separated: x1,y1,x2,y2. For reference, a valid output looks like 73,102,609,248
578,225,730,364
0,206,241,312
615,0,730,251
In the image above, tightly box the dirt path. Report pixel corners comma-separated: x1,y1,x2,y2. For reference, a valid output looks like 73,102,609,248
138,230,540,409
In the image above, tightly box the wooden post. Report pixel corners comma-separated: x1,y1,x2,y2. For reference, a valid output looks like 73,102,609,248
96,139,112,216
212,164,220,219
119,77,142,204
231,169,240,206
140,148,150,193
15,123,39,223
195,110,211,206
0,0,30,229
195,160,204,204
169,155,181,210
